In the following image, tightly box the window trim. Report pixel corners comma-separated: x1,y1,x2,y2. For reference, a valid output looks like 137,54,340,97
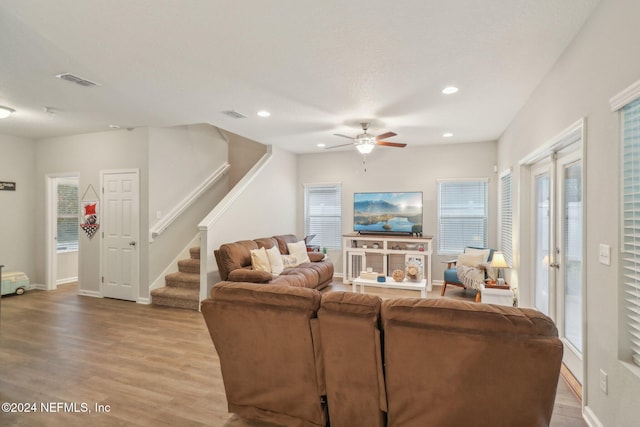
499,168,513,266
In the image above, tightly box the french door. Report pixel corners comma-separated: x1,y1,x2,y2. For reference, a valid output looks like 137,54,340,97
531,149,583,383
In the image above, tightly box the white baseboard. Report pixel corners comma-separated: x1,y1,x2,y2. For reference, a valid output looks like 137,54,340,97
56,277,78,285
583,406,604,427
30,283,47,290
77,289,102,298
137,298,151,305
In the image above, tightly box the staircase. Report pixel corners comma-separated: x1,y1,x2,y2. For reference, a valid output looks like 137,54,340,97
151,247,200,310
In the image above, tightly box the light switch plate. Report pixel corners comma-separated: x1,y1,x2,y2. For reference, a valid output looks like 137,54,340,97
599,244,611,266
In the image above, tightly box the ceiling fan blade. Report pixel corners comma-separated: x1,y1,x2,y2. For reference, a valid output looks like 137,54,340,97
376,141,406,148
375,131,397,141
333,133,355,140
325,142,355,149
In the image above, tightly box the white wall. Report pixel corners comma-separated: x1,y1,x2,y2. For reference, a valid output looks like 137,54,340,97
202,146,297,290
56,251,78,284
297,141,498,279
148,124,228,227
36,129,149,298
224,129,267,189
0,134,37,281
497,0,640,425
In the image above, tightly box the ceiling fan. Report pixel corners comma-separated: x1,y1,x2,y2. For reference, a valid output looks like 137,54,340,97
326,122,406,154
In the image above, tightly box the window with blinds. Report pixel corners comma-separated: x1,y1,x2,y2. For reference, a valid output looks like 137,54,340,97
304,183,342,250
57,181,79,251
437,179,488,254
500,171,513,266
622,97,640,368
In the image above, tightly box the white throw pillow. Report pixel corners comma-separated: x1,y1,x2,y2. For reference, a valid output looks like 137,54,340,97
287,240,311,264
464,247,491,264
457,253,484,267
250,247,271,273
266,246,284,275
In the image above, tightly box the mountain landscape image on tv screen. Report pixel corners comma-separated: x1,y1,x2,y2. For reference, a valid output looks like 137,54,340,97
354,192,423,234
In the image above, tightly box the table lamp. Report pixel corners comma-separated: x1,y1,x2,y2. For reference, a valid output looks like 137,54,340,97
491,252,510,284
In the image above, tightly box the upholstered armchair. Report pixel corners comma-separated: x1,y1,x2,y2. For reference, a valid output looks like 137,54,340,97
441,247,495,301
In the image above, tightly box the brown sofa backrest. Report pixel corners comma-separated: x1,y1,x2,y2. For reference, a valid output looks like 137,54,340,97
201,282,327,427
273,233,299,254
214,237,287,280
318,292,387,427
381,298,563,427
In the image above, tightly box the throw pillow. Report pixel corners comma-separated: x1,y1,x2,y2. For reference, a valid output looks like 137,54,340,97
266,246,284,275
287,240,311,264
464,247,491,264
281,254,299,268
457,253,484,267
250,247,271,273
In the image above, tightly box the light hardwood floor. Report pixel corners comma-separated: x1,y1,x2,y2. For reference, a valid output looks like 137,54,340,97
0,282,586,427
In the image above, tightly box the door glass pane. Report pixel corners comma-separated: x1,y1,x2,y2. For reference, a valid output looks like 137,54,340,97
563,162,582,352
535,173,550,315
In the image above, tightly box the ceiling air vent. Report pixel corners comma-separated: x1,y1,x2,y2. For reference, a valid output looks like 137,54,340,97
222,110,248,119
56,73,100,87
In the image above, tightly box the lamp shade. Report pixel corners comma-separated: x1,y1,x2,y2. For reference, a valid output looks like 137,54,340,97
491,252,510,269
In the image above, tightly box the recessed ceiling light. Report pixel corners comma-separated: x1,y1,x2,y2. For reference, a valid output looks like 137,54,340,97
317,143,326,148
109,124,121,129
257,110,271,118
442,86,459,95
442,132,453,138
0,106,15,119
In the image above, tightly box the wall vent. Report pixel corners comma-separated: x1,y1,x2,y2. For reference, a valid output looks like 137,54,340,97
222,110,248,119
56,73,100,87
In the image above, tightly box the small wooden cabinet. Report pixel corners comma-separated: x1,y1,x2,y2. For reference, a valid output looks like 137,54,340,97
342,234,433,291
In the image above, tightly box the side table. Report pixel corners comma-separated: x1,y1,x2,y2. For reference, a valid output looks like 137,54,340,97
480,281,515,306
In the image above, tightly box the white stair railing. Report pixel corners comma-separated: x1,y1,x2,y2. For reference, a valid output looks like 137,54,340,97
149,162,230,242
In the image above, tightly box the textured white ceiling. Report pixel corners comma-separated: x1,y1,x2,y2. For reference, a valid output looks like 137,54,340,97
0,0,599,153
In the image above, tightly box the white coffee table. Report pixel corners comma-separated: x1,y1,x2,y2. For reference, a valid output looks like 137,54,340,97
352,276,427,298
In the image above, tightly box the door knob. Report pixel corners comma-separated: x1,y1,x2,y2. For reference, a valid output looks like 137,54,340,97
549,262,560,269
129,241,136,246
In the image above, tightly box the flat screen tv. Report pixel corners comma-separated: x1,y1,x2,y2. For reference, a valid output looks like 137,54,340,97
354,191,423,235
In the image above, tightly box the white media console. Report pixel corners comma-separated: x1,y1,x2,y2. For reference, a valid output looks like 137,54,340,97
342,233,433,291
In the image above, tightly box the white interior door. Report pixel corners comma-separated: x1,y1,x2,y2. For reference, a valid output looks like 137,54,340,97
101,170,139,301
530,149,584,384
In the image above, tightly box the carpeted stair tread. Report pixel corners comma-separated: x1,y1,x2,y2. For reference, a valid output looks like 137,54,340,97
189,247,200,259
165,272,199,289
178,258,200,274
151,286,199,310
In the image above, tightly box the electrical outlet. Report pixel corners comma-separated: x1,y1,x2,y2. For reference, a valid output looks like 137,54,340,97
599,369,608,394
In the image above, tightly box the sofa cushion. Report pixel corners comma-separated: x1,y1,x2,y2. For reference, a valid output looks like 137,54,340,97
227,268,273,283
381,298,562,427
202,282,326,426
216,240,259,280
298,262,333,286
281,266,320,287
254,237,278,250
308,252,325,262
274,234,299,254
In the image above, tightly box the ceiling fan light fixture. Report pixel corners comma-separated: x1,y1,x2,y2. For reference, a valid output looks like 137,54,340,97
442,86,459,95
356,141,375,154
0,106,15,118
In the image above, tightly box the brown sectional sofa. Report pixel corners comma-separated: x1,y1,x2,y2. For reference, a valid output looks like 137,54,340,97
214,234,334,290
201,282,563,427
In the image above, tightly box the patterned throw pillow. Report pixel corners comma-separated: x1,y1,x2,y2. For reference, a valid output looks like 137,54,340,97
281,254,299,268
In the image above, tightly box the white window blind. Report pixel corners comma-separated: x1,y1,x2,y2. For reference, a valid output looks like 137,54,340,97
57,182,79,251
437,179,488,254
500,171,513,266
304,184,342,250
622,97,640,367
